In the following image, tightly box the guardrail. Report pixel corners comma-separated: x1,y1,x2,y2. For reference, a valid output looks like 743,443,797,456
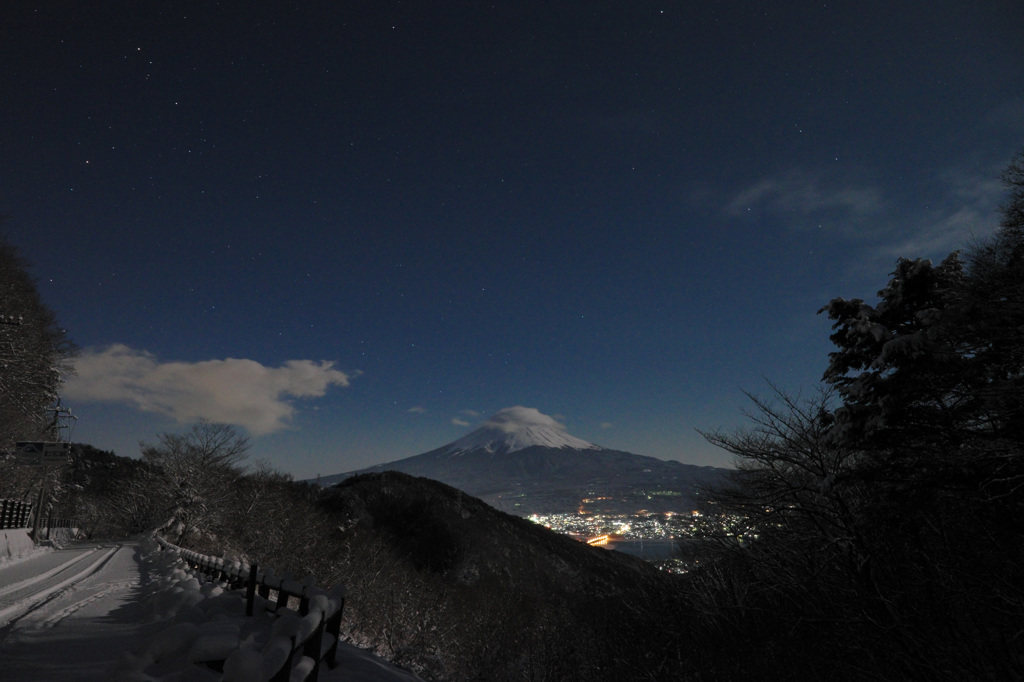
0,499,32,530
155,536,346,682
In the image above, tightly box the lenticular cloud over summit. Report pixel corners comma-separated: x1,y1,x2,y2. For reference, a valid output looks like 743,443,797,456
446,406,601,455
484,407,564,432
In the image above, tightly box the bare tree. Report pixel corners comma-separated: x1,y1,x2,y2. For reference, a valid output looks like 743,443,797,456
694,384,878,615
140,421,249,546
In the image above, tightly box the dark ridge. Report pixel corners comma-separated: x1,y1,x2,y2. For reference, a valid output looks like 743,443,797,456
322,470,663,591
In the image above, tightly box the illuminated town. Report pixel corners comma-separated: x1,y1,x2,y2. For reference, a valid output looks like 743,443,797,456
528,507,705,543
526,498,754,572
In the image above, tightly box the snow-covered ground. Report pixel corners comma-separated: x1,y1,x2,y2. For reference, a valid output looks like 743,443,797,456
0,534,422,681
0,529,39,563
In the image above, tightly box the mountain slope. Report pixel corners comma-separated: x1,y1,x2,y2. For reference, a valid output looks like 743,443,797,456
318,407,729,514
319,471,690,680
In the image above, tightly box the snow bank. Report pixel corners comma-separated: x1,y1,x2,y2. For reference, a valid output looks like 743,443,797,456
0,527,80,566
36,527,79,548
0,529,40,564
115,538,424,681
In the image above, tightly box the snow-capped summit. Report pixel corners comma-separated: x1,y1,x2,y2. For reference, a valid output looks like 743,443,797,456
444,406,602,455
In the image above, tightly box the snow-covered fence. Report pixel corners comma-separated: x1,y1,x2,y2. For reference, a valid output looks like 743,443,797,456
0,499,32,529
43,514,77,529
155,535,347,682
42,513,77,537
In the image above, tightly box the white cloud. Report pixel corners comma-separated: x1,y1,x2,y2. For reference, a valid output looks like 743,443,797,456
449,409,480,426
407,406,427,414
64,344,353,435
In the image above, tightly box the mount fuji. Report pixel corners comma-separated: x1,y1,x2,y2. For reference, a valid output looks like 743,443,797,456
440,406,602,455
316,407,729,514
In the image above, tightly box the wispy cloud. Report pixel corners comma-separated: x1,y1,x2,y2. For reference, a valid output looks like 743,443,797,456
451,417,471,427
725,171,884,221
878,169,1003,260
64,344,353,435
407,406,427,414
726,163,1006,270
981,97,1024,130
600,422,614,429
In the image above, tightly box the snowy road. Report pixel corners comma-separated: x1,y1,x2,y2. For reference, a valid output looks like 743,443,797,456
0,540,158,681
0,538,424,681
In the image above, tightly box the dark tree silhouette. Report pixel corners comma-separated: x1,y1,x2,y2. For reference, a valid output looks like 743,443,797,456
688,150,1024,681
0,231,76,449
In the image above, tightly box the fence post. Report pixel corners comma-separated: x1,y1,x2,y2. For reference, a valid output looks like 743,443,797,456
303,612,326,682
269,636,299,682
245,563,258,617
324,592,345,668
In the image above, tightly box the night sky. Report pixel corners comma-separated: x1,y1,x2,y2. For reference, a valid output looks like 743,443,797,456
2,1,1021,478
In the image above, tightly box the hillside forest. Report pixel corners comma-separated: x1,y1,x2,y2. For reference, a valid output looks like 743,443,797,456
1,151,1022,680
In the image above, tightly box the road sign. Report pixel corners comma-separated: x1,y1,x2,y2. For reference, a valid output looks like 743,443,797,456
14,441,42,465
42,442,70,464
14,441,70,465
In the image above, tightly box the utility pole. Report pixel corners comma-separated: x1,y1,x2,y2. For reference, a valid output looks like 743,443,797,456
42,398,76,442
2,311,76,543
29,400,75,543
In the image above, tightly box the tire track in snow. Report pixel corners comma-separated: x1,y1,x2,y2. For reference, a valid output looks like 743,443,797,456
0,545,122,630
39,577,140,630
0,548,100,600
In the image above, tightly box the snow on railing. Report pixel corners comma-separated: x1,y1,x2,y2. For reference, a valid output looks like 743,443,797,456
0,499,33,530
1,498,77,535
155,535,347,682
